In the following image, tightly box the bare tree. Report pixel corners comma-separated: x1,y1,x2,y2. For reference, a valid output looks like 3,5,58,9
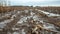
0,0,6,6
0,0,10,6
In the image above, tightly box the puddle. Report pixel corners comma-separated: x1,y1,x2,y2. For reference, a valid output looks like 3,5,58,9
17,17,27,24
17,10,59,31
12,28,20,31
0,10,60,34
38,10,60,17
43,23,56,30
13,32,19,34
0,19,13,28
22,29,26,34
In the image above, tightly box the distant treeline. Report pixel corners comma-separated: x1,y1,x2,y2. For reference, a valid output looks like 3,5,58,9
0,6,60,13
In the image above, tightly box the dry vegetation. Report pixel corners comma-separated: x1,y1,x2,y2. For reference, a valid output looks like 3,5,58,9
0,6,60,13
0,6,60,34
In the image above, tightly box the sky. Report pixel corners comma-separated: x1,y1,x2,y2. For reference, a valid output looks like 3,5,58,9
8,0,60,6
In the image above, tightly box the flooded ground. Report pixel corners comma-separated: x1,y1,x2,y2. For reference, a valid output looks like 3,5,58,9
0,9,60,34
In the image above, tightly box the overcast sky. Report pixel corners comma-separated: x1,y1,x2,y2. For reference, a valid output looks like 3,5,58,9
8,0,60,6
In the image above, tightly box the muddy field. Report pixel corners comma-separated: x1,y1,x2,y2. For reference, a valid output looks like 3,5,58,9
0,6,60,34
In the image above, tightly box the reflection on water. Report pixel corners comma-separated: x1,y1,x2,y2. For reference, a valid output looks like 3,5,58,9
0,9,60,34
39,10,60,17
17,10,60,33
0,19,13,28
22,29,26,34
13,32,19,34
